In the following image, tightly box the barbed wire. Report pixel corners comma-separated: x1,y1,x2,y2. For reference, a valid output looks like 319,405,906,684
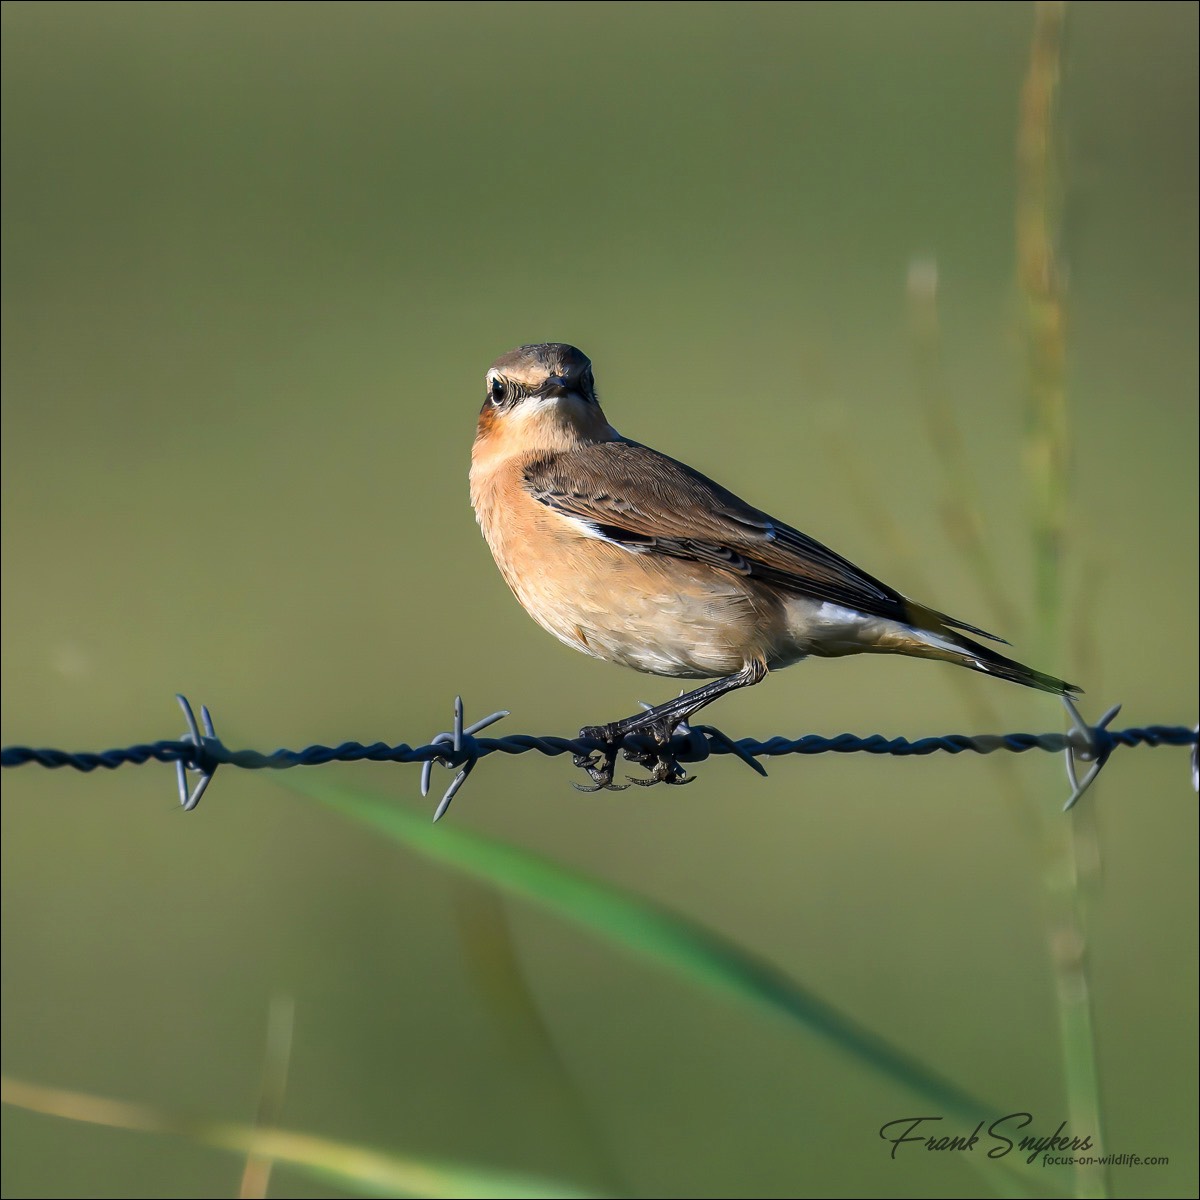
2,694,1196,822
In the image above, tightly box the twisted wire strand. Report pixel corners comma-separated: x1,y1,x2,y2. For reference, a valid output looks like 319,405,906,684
1,694,1196,820
3,725,1196,774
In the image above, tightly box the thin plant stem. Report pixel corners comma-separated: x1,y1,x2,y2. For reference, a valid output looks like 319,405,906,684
908,257,1023,636
1017,5,1108,1198
1018,0,1071,671
828,427,1041,838
239,994,295,1200
453,882,629,1195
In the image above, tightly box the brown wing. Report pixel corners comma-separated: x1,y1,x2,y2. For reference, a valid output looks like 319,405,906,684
523,439,1004,641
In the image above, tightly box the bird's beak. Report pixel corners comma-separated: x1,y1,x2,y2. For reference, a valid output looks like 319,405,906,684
542,374,574,399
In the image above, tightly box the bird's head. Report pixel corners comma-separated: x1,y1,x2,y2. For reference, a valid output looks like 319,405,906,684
474,343,616,460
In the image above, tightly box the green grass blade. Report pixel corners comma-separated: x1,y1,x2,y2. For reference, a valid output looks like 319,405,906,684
292,779,1048,1153
2,1076,596,1199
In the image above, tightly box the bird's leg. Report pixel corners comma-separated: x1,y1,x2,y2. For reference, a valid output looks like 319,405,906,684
575,660,767,787
602,659,769,742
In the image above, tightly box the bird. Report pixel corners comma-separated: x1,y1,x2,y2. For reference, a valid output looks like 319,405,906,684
469,342,1080,787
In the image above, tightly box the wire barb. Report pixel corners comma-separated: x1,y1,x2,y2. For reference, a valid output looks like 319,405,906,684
693,723,769,779
1,693,1195,820
419,698,511,822
1060,696,1120,811
174,694,218,811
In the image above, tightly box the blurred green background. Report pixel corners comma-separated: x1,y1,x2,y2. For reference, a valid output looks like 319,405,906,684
2,2,1196,1197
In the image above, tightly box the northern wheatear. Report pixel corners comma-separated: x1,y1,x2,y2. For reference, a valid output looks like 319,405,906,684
470,343,1079,786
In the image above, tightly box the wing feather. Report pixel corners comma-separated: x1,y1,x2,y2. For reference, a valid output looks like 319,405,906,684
523,440,1004,642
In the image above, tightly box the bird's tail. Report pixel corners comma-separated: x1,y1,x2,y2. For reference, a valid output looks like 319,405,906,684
907,622,1081,696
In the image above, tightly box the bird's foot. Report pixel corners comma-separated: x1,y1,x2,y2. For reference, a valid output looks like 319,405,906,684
624,747,696,787
572,724,628,791
574,718,695,789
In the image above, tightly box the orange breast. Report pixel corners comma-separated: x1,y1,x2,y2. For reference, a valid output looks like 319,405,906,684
469,453,787,679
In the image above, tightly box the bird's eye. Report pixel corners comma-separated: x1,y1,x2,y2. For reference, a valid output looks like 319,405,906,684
488,376,507,406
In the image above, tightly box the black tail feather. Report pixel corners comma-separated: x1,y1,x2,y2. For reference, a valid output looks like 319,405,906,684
955,633,1081,696
909,601,1010,646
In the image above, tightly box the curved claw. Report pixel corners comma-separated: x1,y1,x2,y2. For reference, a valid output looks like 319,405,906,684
572,746,622,790
621,737,695,787
627,771,696,787
571,778,631,793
